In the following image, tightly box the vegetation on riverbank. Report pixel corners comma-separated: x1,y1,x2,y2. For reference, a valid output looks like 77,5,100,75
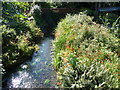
1,2,43,76
53,13,119,88
1,2,120,89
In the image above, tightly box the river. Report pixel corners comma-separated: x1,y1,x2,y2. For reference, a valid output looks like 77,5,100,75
6,37,56,88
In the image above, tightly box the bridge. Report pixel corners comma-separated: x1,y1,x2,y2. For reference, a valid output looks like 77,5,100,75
41,8,80,13
98,7,120,13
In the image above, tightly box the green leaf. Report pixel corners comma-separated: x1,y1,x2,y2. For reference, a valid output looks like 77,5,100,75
44,79,50,84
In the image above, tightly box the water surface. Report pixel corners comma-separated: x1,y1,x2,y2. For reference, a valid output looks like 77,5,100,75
7,37,56,88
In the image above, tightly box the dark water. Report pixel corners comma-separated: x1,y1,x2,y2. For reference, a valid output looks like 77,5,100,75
6,37,56,88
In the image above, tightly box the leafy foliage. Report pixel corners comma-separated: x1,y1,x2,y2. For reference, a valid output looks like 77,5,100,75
53,13,119,88
99,13,120,38
2,2,43,75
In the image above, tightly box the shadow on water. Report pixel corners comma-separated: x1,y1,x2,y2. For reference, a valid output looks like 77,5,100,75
4,36,56,88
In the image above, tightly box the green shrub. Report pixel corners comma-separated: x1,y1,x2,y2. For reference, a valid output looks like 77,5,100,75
2,2,44,77
99,13,120,38
1,20,43,75
26,20,44,40
53,13,119,88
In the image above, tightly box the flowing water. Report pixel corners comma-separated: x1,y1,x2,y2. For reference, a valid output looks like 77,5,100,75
6,37,56,88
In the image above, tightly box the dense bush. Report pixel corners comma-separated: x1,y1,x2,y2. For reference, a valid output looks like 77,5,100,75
2,2,43,76
2,20,43,74
53,13,119,89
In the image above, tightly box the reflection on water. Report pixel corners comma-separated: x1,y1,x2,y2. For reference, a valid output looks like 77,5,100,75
7,37,56,88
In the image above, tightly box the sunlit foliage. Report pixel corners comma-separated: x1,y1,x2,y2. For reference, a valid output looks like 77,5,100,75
2,2,43,76
53,13,119,88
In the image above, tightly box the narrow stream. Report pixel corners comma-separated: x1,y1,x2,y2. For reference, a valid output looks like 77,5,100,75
6,37,56,88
